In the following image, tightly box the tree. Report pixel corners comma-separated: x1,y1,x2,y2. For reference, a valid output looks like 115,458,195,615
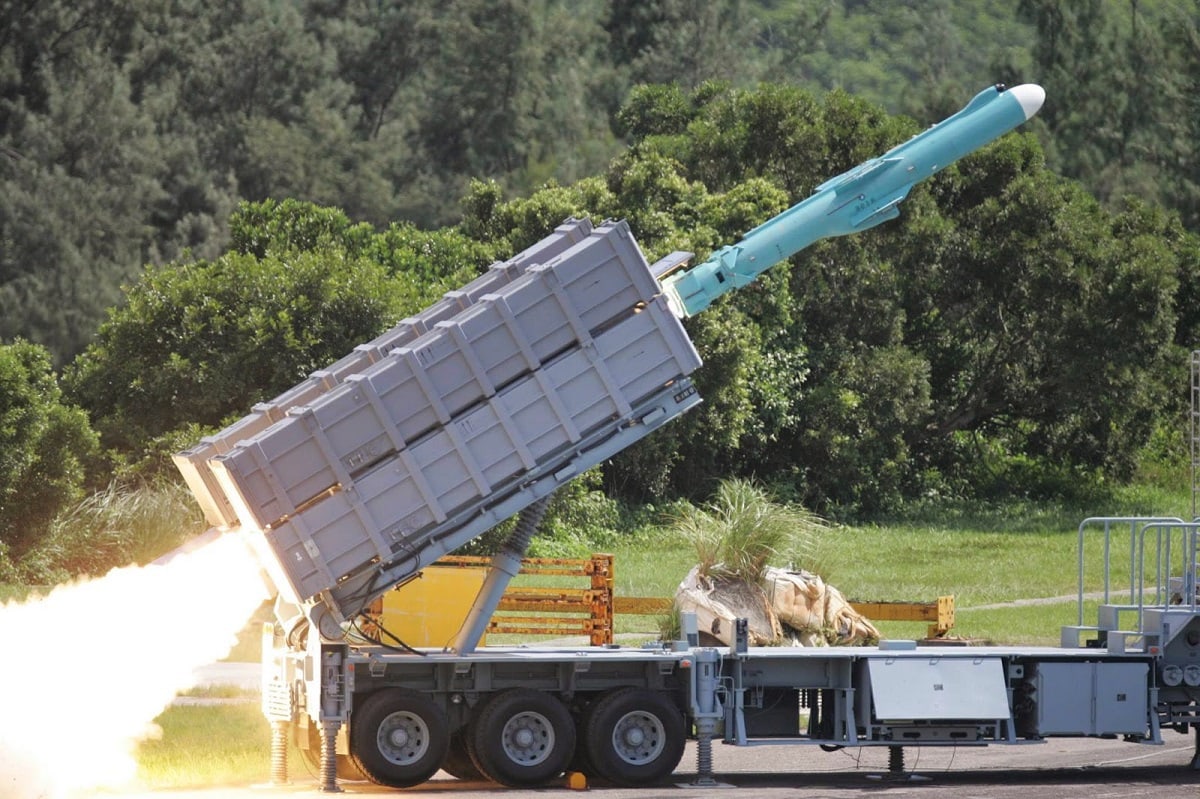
63,248,397,458
1163,10,1200,231
63,200,494,463
604,0,766,90
1019,0,1191,218
0,15,169,363
303,0,436,140
412,0,617,208
595,80,1191,512
0,341,98,564
895,137,1181,491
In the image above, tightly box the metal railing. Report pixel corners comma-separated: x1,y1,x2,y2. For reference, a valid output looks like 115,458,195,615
1075,517,1196,633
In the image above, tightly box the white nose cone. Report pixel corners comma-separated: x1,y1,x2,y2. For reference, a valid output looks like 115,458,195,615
1008,84,1045,120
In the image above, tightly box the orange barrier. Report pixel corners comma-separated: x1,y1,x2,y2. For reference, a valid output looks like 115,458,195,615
369,553,954,646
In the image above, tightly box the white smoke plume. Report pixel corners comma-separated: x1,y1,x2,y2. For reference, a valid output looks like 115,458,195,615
0,532,270,798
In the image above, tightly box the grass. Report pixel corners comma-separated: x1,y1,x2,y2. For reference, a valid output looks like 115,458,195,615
136,703,279,789
672,478,827,581
18,480,203,583
176,684,258,700
600,476,1197,646
605,523,1074,630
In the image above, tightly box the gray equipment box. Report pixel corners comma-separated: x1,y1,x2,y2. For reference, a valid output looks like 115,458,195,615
1031,661,1149,736
244,295,700,605
865,656,1011,721
174,218,595,528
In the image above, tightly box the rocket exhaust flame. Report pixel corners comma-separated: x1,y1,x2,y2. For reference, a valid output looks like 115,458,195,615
0,532,269,798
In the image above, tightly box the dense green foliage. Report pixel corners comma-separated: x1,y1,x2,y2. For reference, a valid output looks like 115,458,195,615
5,0,1199,366
458,82,1198,514
55,82,1199,522
3,0,1200,579
0,341,98,576
63,199,491,462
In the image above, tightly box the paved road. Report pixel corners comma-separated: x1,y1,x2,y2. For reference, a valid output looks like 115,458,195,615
109,732,1198,798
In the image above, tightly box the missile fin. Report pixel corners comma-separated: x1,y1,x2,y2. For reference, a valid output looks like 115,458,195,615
850,184,913,229
853,203,901,230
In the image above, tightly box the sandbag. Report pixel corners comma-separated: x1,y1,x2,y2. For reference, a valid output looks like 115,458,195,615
761,566,880,646
674,565,780,646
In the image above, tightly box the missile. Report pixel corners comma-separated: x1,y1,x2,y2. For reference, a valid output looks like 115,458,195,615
662,83,1046,318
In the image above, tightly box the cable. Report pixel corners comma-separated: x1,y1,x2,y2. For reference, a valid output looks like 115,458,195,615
350,614,426,656
286,617,310,650
374,618,426,656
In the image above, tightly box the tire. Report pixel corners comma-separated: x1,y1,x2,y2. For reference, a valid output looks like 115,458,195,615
567,706,594,777
583,687,686,786
349,689,449,788
440,727,485,781
468,688,576,787
298,719,366,781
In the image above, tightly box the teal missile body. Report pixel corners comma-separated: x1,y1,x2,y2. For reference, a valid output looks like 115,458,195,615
662,83,1046,317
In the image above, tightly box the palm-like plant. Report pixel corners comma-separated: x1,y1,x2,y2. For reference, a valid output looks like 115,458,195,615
674,478,827,583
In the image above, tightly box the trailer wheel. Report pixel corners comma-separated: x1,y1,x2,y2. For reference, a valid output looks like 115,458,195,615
349,689,449,788
583,687,685,786
469,688,576,786
440,727,485,781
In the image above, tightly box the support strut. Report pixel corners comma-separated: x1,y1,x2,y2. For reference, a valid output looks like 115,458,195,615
692,718,718,787
452,496,552,654
269,720,289,785
888,745,905,775
319,720,342,793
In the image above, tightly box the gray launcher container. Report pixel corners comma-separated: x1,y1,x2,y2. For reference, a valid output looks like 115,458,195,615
210,221,661,532
174,218,595,528
254,296,701,605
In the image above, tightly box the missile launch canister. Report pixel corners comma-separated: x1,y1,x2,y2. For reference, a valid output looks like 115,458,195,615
661,83,1046,318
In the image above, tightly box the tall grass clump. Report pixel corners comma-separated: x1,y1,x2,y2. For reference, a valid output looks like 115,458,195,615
673,478,828,582
16,480,206,582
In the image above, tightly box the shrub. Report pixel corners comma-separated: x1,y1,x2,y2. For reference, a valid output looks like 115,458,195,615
19,480,205,582
672,478,828,581
0,341,99,560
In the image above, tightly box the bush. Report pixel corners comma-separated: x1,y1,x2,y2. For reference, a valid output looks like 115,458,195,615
17,480,205,583
0,340,99,560
64,247,410,457
671,478,828,581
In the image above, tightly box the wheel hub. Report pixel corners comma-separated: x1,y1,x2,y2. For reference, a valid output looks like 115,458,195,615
612,711,665,765
377,710,430,766
501,711,554,765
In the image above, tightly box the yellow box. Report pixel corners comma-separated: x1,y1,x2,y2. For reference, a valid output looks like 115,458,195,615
378,566,486,647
